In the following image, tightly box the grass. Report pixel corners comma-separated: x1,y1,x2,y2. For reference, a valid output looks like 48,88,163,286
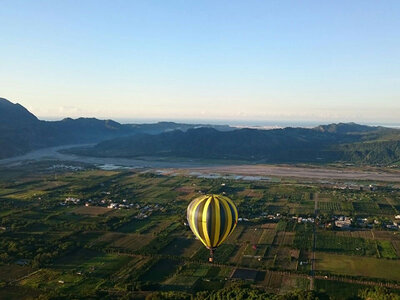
377,240,398,259
316,252,400,281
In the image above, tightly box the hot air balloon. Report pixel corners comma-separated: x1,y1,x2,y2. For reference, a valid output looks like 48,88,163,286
187,194,238,262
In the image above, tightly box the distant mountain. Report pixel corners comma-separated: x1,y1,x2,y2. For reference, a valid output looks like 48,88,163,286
0,98,39,125
2,97,399,165
127,121,232,134
313,122,380,134
0,98,233,159
0,98,42,158
68,123,400,165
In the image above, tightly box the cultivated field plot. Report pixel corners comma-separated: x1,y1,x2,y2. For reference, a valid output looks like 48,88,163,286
262,231,297,270
258,228,277,245
166,263,229,291
0,264,33,282
140,258,181,283
53,249,132,275
289,203,314,215
372,230,400,241
318,201,342,212
240,226,264,245
23,253,135,296
352,202,380,214
335,230,374,240
89,232,125,248
378,203,396,215
316,252,400,281
392,240,400,257
160,237,200,257
240,243,269,268
193,244,239,264
259,271,309,293
226,224,245,243
111,233,154,251
73,206,111,216
316,231,378,256
261,223,277,230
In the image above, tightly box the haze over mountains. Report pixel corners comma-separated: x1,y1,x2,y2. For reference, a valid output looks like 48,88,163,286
69,124,400,165
0,98,231,159
1,97,400,165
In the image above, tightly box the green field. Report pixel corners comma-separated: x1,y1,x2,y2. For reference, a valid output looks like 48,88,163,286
316,252,400,281
1,161,400,299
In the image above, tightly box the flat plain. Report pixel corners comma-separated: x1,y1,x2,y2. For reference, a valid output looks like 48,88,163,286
1,160,400,299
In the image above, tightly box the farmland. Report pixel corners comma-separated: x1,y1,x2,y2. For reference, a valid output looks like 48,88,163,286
315,252,400,281
1,160,400,299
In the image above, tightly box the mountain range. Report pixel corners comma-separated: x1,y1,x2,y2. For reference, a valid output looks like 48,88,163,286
0,98,231,159
67,124,400,165
1,97,400,165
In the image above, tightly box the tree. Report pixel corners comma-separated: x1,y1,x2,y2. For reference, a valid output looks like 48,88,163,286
359,287,400,300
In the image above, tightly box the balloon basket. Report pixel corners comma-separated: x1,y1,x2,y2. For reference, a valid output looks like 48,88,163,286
209,248,214,263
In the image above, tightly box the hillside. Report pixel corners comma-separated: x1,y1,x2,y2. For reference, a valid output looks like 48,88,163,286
68,123,400,165
2,97,399,165
0,98,42,158
0,98,232,159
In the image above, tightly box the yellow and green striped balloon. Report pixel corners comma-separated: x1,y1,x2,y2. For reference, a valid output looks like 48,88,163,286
187,194,238,262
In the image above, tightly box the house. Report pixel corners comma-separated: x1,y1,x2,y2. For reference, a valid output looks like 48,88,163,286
335,218,351,229
386,224,398,230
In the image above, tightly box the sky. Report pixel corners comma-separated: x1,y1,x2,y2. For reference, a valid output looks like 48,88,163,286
1,0,399,124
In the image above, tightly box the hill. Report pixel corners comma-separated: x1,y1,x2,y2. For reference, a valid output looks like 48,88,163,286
0,98,232,159
68,123,400,165
2,97,399,165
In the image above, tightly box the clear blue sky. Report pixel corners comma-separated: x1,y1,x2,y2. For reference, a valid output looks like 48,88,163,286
1,0,399,123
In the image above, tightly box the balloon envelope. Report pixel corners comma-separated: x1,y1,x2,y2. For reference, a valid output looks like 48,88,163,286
187,194,238,251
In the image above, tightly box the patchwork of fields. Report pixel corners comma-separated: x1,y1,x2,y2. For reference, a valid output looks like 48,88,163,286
1,161,400,299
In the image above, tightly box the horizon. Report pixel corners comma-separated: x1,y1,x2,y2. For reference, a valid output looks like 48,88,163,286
30,115,400,129
4,95,400,128
1,1,400,122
